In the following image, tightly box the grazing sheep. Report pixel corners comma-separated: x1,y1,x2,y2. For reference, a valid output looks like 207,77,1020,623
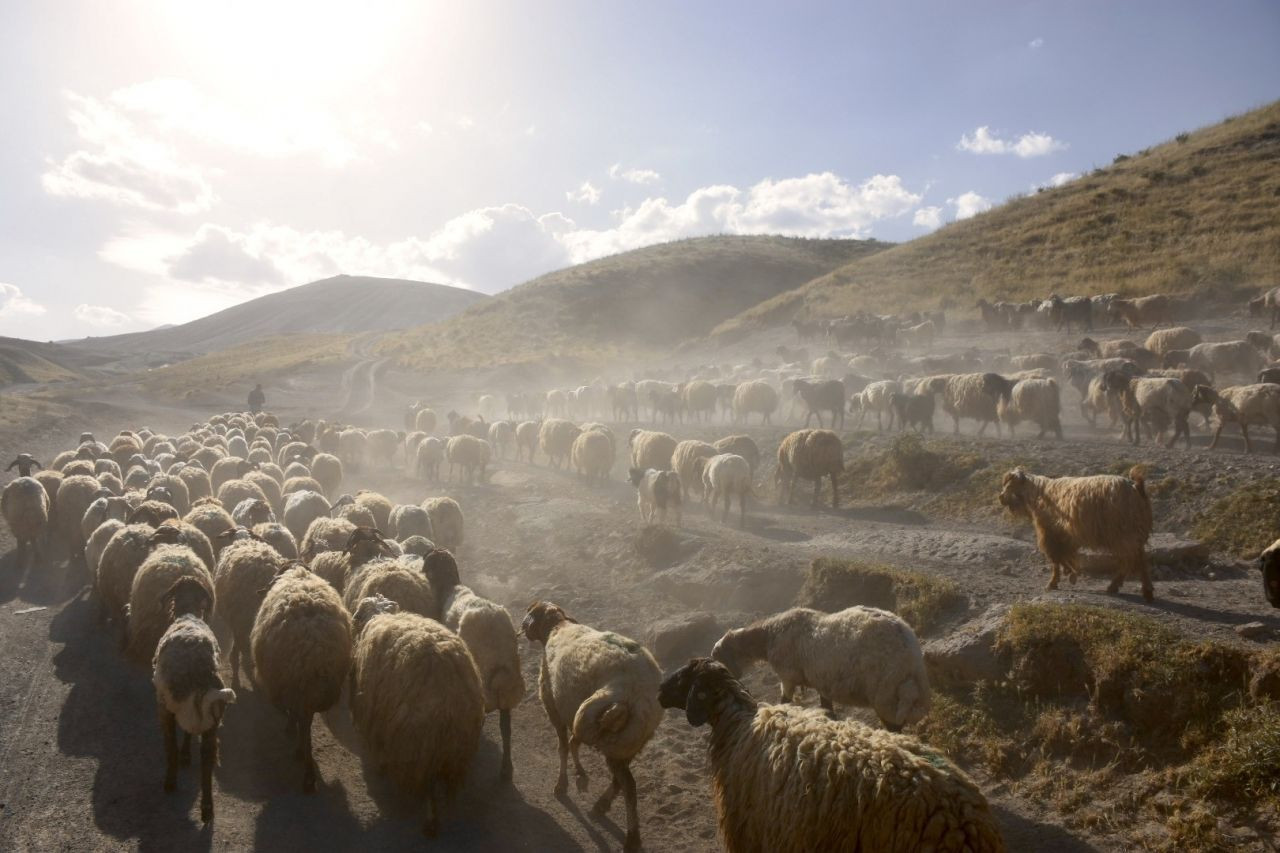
671,440,718,500
514,421,540,463
570,429,614,486
701,453,752,526
350,595,484,835
854,380,900,431
774,429,843,508
1258,538,1280,608
1189,340,1265,379
128,544,216,664
793,378,846,429
889,391,935,433
212,537,283,687
712,434,760,474
658,658,1005,853
539,419,581,470
521,602,662,853
389,504,433,540
251,564,353,793
732,380,779,425
712,606,929,729
627,429,677,471
414,437,446,481
342,551,436,618
1191,384,1280,453
998,378,1063,439
999,466,1153,600
1109,294,1170,329
1145,326,1202,355
422,496,464,552
3,469,49,561
628,468,682,526
423,550,525,781
151,577,234,822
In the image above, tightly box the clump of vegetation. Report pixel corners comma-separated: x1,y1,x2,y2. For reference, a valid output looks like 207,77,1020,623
1187,704,1280,801
1193,478,1280,558
795,557,967,636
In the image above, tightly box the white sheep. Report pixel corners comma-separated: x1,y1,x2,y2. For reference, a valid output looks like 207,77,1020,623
151,576,234,822
1105,373,1193,446
1191,383,1280,453
515,421,540,463
701,453,752,526
251,564,353,792
3,461,49,562
627,429,677,471
658,658,1005,853
487,420,516,459
731,380,779,425
997,377,1063,439
522,602,662,853
774,429,844,508
855,379,900,430
350,595,485,835
422,496,464,551
423,549,525,781
671,439,718,499
212,537,283,686
570,429,614,485
628,468,682,526
1189,340,1265,379
127,543,216,664
414,436,446,481
712,606,930,729
342,553,436,617
389,504,433,540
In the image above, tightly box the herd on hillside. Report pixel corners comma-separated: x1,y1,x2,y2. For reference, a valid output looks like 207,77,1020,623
3,285,1280,851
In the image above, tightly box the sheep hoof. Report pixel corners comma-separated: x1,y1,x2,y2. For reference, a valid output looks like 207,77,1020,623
623,830,641,853
554,778,568,797
499,762,513,783
1046,580,1059,591
163,777,176,793
1142,586,1154,602
591,794,613,815
201,803,213,823
576,772,590,793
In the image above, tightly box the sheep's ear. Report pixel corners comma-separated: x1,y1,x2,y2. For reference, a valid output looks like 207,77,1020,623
685,685,714,728
5,459,17,471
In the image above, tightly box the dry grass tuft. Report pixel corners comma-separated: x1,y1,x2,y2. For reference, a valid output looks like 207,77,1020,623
795,557,967,636
1194,478,1280,558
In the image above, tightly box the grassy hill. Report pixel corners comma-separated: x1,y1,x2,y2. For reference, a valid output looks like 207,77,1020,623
0,337,108,386
133,333,350,398
378,235,887,369
717,101,1280,335
64,275,486,358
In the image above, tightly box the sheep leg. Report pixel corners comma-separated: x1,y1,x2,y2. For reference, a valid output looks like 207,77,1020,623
606,757,641,853
1047,561,1061,590
1209,423,1224,450
179,731,193,766
1137,552,1154,602
830,474,839,509
553,722,570,795
229,639,241,689
722,490,730,523
200,725,218,822
819,695,836,719
952,414,960,434
161,709,179,793
569,735,589,791
499,709,514,782
1242,425,1254,454
811,478,821,507
301,712,317,794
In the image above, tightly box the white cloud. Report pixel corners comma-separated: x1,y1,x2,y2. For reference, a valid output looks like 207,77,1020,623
957,126,1067,158
913,206,943,229
0,283,47,318
608,163,661,184
950,191,993,220
1029,37,1044,49
523,125,537,137
456,115,475,130
103,170,921,324
566,181,602,205
1034,171,1079,190
417,121,434,136
73,303,130,327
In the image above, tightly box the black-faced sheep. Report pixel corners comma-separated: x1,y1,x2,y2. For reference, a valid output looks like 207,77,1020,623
522,602,662,853
889,391,935,433
151,576,234,822
628,468,682,526
251,564,353,793
774,428,843,508
999,466,1153,600
712,606,930,729
659,658,1005,853
423,550,525,781
350,595,485,835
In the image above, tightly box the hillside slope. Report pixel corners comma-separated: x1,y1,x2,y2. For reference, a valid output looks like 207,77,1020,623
65,275,486,358
718,101,1280,335
379,235,887,369
0,337,113,386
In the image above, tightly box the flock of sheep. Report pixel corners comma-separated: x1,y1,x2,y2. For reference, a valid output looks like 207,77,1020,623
2,408,1011,852
5,286,1280,850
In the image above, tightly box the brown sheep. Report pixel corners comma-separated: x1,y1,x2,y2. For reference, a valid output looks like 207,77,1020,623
998,467,1153,601
713,435,761,474
774,429,844,508
1108,295,1170,329
1190,384,1280,454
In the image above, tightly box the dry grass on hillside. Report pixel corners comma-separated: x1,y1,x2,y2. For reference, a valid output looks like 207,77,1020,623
135,333,349,398
378,235,885,370
719,101,1280,335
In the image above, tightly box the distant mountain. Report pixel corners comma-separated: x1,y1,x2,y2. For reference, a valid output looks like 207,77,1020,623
65,275,487,357
380,235,888,370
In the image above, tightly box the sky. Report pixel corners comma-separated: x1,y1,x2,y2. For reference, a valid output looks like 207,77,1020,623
0,0,1277,341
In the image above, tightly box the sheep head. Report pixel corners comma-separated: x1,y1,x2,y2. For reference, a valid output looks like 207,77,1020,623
422,549,460,592
353,594,399,635
981,373,1015,403
521,601,572,645
998,468,1038,517
345,526,392,560
163,576,212,622
6,453,41,477
1259,542,1280,609
659,658,756,728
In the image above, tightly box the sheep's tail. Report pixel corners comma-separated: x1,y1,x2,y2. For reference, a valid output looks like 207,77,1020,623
1128,465,1147,498
487,664,526,711
572,687,636,749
